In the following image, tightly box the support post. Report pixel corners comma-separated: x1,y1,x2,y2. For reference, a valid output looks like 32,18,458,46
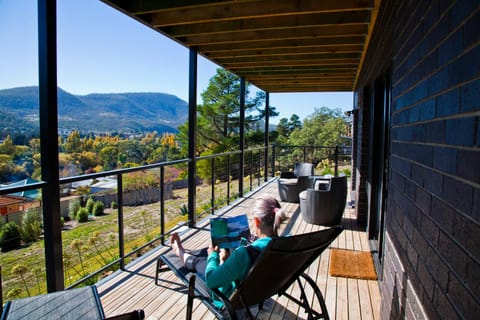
188,48,198,227
38,0,64,292
160,166,165,245
238,77,246,196
264,92,269,181
117,174,125,269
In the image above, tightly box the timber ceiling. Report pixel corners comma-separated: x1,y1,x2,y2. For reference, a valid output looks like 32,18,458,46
102,0,378,93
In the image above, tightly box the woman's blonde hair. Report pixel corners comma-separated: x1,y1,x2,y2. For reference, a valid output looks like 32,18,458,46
253,196,281,236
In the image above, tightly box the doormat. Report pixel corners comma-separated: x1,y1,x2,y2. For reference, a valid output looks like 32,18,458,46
329,249,377,280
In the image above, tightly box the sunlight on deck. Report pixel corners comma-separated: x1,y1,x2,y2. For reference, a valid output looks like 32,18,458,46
96,180,380,320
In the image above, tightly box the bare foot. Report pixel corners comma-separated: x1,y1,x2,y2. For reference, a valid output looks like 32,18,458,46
170,233,185,263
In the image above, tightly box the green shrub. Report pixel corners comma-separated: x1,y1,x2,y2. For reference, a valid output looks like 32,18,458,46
21,208,42,243
92,201,104,216
76,207,89,223
340,167,351,177
111,201,117,209
320,167,334,176
85,197,95,213
179,204,188,216
0,222,22,252
69,199,81,220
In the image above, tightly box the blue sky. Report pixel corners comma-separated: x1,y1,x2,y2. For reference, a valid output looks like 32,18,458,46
0,0,353,124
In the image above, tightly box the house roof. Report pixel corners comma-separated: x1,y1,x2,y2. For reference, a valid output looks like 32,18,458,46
101,0,380,93
0,178,40,200
0,195,25,207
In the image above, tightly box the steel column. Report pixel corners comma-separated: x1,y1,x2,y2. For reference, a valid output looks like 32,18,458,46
264,92,269,181
117,174,125,269
238,77,246,197
188,48,198,227
38,0,64,292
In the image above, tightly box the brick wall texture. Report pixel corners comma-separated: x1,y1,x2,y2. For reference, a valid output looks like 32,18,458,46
356,0,480,318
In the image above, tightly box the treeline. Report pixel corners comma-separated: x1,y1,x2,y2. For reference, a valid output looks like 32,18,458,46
0,68,350,183
0,131,180,182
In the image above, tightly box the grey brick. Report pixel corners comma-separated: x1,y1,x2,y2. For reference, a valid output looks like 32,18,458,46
466,257,480,302
466,220,480,262
463,9,480,49
416,187,431,214
442,176,473,214
448,273,480,318
438,30,463,66
433,285,459,319
436,88,459,117
421,215,439,246
424,169,443,196
433,147,457,174
426,120,445,144
460,79,480,113
431,197,455,234
457,149,480,184
445,117,476,146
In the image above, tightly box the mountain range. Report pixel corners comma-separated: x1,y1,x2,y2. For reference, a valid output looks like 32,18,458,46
0,86,189,135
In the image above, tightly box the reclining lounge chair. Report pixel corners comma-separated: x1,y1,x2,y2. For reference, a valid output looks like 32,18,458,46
155,226,343,320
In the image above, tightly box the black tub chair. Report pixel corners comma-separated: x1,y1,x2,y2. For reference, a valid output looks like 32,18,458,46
277,162,314,203
299,175,347,226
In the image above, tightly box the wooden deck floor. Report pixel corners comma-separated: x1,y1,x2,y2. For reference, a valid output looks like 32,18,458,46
96,180,381,320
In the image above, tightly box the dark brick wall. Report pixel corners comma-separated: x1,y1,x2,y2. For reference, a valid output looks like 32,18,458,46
355,87,371,225
355,0,480,318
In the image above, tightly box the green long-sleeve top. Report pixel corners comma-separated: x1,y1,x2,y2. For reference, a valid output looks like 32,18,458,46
205,237,272,298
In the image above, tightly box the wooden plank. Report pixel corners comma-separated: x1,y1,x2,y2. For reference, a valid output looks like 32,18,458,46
358,280,375,320
163,11,370,37
336,277,349,320
369,280,382,320
183,25,368,46
147,0,374,26
347,279,361,319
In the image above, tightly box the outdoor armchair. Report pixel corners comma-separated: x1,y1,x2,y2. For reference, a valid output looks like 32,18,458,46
277,162,314,202
299,175,348,226
155,226,343,320
293,162,314,177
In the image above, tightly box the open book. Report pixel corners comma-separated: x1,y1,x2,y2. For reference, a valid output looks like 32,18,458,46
210,214,251,249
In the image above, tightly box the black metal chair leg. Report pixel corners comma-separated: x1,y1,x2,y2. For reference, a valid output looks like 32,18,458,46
186,275,196,320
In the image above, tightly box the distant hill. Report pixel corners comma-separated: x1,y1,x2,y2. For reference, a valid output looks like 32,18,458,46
0,86,188,135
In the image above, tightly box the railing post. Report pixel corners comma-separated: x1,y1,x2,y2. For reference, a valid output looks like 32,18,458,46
272,144,276,177
188,47,198,227
0,265,3,310
227,155,231,204
264,92,270,181
211,157,215,214
250,151,253,191
38,0,64,292
335,145,339,176
257,150,261,186
160,166,165,245
117,174,125,270
239,77,246,196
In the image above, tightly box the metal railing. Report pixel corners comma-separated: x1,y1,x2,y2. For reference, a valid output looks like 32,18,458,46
0,144,349,298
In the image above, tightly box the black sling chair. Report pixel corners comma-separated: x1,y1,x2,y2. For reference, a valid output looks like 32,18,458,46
155,226,342,320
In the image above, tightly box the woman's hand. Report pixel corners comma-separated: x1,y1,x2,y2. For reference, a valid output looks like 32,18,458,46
208,244,219,255
220,248,230,263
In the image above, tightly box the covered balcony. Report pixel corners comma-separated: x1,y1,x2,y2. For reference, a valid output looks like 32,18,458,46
2,0,478,319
